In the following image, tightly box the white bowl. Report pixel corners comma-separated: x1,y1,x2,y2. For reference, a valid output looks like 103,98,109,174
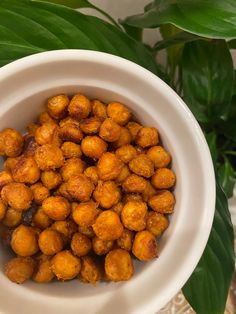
0,50,215,314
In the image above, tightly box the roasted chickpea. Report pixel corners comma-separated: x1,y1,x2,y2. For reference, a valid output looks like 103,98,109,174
126,121,142,141
132,230,158,261
122,174,147,193
80,256,102,284
68,94,91,120
116,165,131,184
2,208,22,227
81,136,107,159
142,181,157,202
72,201,99,227
5,257,35,284
30,183,49,205
47,94,69,119
151,168,176,189
0,199,7,220
11,156,40,184
26,123,39,135
39,111,56,124
35,144,64,171
39,228,64,255
11,225,38,257
97,152,123,181
92,99,107,120
107,102,131,126
33,254,54,283
1,182,33,211
42,196,71,221
41,170,62,190
115,145,137,164
51,220,77,244
135,127,159,148
123,193,143,203
105,249,133,281
61,141,82,159
57,183,74,201
99,118,121,142
66,174,94,202
146,211,169,237
78,225,95,238
51,250,81,280
129,154,154,178
121,200,147,231
92,236,114,255
22,135,39,157
93,210,123,241
116,229,134,251
148,190,175,214
84,166,99,185
0,128,24,157
60,158,85,181
113,127,132,148
71,232,92,257
35,122,58,145
80,117,102,134
147,146,171,169
0,171,13,191
4,157,19,173
93,181,121,209
111,202,123,216
32,207,52,229
59,123,83,143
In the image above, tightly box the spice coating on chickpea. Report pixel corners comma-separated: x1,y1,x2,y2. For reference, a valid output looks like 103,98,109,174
42,196,71,221
146,211,169,237
33,254,54,283
11,156,40,184
116,165,131,184
97,152,123,181
35,122,58,146
66,174,94,202
32,207,52,229
1,182,33,211
115,145,137,164
51,220,77,244
39,112,55,125
61,141,82,159
41,170,62,190
68,94,91,120
142,181,157,202
81,136,107,159
2,208,22,227
80,117,102,134
5,257,35,284
151,168,176,189
116,229,134,251
22,135,39,157
47,94,69,119
93,210,123,241
92,236,114,255
122,174,147,193
35,144,64,171
129,154,154,178
99,118,121,142
79,225,95,239
113,127,132,148
93,181,121,209
72,201,99,227
80,256,102,284
135,127,159,148
38,229,64,255
111,202,124,216
11,225,39,257
105,249,134,281
30,183,49,205
147,146,171,169
0,128,24,157
149,190,175,214
132,230,158,261
121,200,147,231
59,123,83,143
92,99,107,120
84,166,99,185
51,250,81,280
107,102,131,126
126,122,142,141
60,158,85,181
0,171,13,191
0,199,7,220
71,232,92,257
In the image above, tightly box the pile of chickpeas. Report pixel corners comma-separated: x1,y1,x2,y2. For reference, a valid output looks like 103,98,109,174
0,94,176,285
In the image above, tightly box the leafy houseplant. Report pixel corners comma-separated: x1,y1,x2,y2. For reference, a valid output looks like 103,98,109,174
0,0,235,313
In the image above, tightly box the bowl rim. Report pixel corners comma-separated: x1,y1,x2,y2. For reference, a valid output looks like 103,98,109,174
0,49,216,313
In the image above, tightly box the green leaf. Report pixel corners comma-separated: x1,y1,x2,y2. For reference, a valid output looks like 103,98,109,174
0,0,164,78
122,0,236,39
220,95,236,142
183,181,235,314
228,38,236,49
121,23,143,41
218,158,236,198
205,132,218,166
182,40,234,123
